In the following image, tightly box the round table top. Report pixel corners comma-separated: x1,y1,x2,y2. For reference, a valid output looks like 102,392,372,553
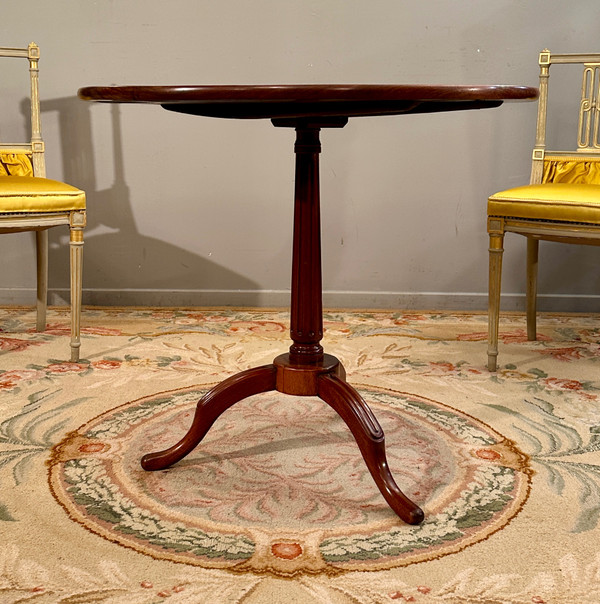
78,84,538,120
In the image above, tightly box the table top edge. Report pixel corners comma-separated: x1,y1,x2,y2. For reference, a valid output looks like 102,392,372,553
78,83,539,104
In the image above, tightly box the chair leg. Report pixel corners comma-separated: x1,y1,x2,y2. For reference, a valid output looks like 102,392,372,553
35,230,48,332
488,231,504,372
526,237,539,341
69,224,84,362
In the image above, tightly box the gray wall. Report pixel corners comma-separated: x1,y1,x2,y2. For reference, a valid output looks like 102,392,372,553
1,1,600,311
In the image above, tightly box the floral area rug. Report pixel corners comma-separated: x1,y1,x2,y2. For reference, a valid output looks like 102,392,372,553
1,307,599,603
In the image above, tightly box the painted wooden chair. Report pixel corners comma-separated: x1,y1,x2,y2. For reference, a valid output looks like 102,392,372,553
487,50,600,371
0,43,86,361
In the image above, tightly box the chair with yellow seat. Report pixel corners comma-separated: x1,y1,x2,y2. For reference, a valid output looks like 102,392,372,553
487,50,600,371
0,43,86,361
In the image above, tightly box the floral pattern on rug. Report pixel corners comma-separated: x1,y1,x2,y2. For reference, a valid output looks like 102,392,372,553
1,307,600,603
2,544,599,603
483,396,600,534
47,384,530,575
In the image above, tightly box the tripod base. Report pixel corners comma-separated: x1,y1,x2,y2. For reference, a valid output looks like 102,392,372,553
141,353,424,525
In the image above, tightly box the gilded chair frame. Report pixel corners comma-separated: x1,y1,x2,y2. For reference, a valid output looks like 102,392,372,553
0,43,86,361
487,50,600,371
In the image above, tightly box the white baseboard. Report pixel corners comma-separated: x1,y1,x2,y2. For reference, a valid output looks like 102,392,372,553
2,287,600,312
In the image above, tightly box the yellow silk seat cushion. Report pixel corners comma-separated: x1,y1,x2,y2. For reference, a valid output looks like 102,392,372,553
488,183,600,224
0,176,85,213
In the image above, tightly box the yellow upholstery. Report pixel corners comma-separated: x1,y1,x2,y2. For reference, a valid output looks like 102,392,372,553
0,176,86,212
0,151,34,176
542,156,600,185
486,50,600,372
0,42,86,362
488,183,600,223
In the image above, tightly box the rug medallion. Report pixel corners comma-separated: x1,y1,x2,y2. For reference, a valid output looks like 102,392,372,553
48,384,531,576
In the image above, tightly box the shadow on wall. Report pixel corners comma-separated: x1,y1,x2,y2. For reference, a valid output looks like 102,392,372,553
37,96,260,306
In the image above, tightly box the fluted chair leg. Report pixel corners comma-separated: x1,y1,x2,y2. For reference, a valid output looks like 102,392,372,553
488,231,504,372
69,224,84,362
35,229,48,332
526,237,539,341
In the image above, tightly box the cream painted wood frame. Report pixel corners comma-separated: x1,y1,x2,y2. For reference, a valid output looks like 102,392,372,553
487,50,600,371
0,43,86,361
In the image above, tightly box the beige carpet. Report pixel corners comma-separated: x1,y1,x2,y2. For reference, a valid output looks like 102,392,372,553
1,307,599,603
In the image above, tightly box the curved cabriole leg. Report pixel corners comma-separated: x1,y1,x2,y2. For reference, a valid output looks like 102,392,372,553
141,364,277,470
317,374,424,525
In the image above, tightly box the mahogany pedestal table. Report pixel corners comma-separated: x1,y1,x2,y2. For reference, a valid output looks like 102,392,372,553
79,84,538,525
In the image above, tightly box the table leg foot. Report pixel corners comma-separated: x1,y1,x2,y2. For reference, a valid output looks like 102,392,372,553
141,364,277,471
317,373,424,525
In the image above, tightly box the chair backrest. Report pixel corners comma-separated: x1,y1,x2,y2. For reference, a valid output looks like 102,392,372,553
0,42,45,178
531,50,600,186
